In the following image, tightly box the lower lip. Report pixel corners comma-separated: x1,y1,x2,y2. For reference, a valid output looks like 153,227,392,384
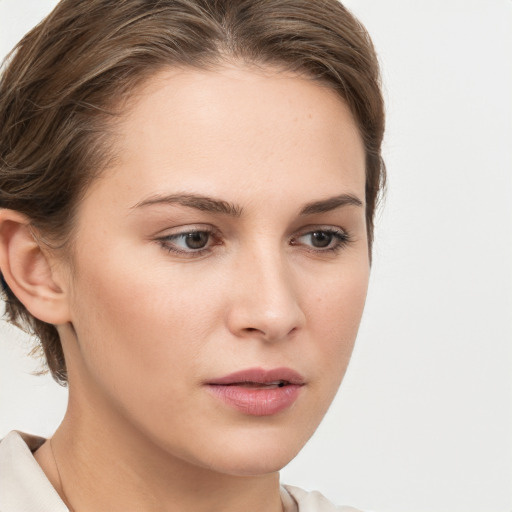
207,384,303,416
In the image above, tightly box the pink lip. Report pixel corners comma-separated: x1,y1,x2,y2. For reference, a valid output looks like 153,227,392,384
206,367,305,416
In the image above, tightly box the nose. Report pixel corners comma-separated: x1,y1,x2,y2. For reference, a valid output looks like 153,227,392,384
225,248,306,342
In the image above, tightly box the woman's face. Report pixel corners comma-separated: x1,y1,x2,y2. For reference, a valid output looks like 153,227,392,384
60,64,369,476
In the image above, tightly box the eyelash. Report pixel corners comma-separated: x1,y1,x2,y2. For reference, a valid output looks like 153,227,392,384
157,227,352,257
157,228,222,257
291,228,352,254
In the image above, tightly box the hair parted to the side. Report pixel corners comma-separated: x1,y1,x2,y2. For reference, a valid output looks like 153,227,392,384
0,0,385,385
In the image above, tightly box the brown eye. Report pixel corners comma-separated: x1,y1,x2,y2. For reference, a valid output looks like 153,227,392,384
184,231,209,249
310,231,333,248
293,228,351,253
159,229,215,255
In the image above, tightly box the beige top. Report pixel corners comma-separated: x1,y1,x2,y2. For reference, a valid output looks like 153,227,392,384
0,430,362,512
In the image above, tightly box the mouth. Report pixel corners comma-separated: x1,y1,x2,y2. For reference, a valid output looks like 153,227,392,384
206,367,305,387
205,367,305,416
219,380,290,389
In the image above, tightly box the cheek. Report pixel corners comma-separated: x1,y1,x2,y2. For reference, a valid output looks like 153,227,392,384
304,261,369,379
67,254,217,397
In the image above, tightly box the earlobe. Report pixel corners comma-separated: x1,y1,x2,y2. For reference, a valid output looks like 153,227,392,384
0,209,71,325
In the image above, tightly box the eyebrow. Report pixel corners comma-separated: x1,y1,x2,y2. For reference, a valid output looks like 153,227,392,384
132,192,363,217
132,193,243,217
299,194,363,215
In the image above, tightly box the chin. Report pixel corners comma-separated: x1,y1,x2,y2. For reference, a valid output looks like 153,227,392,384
188,425,312,477
204,448,298,477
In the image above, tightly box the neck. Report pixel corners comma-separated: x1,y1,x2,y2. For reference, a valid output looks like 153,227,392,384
42,385,283,512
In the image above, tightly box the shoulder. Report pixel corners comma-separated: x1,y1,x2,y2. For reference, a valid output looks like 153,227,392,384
282,484,364,512
1,429,47,453
0,430,68,511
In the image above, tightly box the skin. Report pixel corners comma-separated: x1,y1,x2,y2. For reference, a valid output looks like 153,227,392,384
8,64,369,511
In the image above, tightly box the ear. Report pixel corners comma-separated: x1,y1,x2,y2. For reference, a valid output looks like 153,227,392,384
0,209,71,325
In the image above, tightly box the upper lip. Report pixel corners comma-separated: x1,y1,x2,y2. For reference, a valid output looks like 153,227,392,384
207,367,305,386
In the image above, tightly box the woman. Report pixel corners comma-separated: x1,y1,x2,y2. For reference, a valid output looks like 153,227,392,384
0,1,385,511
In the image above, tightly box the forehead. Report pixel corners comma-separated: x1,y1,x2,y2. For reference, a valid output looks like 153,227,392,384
88,64,366,210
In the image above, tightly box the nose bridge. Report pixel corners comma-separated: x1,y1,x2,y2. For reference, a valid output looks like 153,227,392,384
227,240,305,341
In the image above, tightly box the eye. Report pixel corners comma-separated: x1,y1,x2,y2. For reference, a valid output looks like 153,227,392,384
292,228,351,253
306,231,335,248
157,228,218,256
180,231,210,249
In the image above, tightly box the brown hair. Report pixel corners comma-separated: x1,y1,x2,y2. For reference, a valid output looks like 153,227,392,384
0,0,385,385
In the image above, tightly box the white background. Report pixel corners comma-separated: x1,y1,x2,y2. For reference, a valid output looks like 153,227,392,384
0,1,511,511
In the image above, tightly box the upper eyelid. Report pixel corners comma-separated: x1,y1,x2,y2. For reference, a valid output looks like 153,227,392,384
292,228,350,242
157,224,346,235
163,228,215,237
158,227,218,244
293,225,348,236
155,223,349,238
154,224,217,237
